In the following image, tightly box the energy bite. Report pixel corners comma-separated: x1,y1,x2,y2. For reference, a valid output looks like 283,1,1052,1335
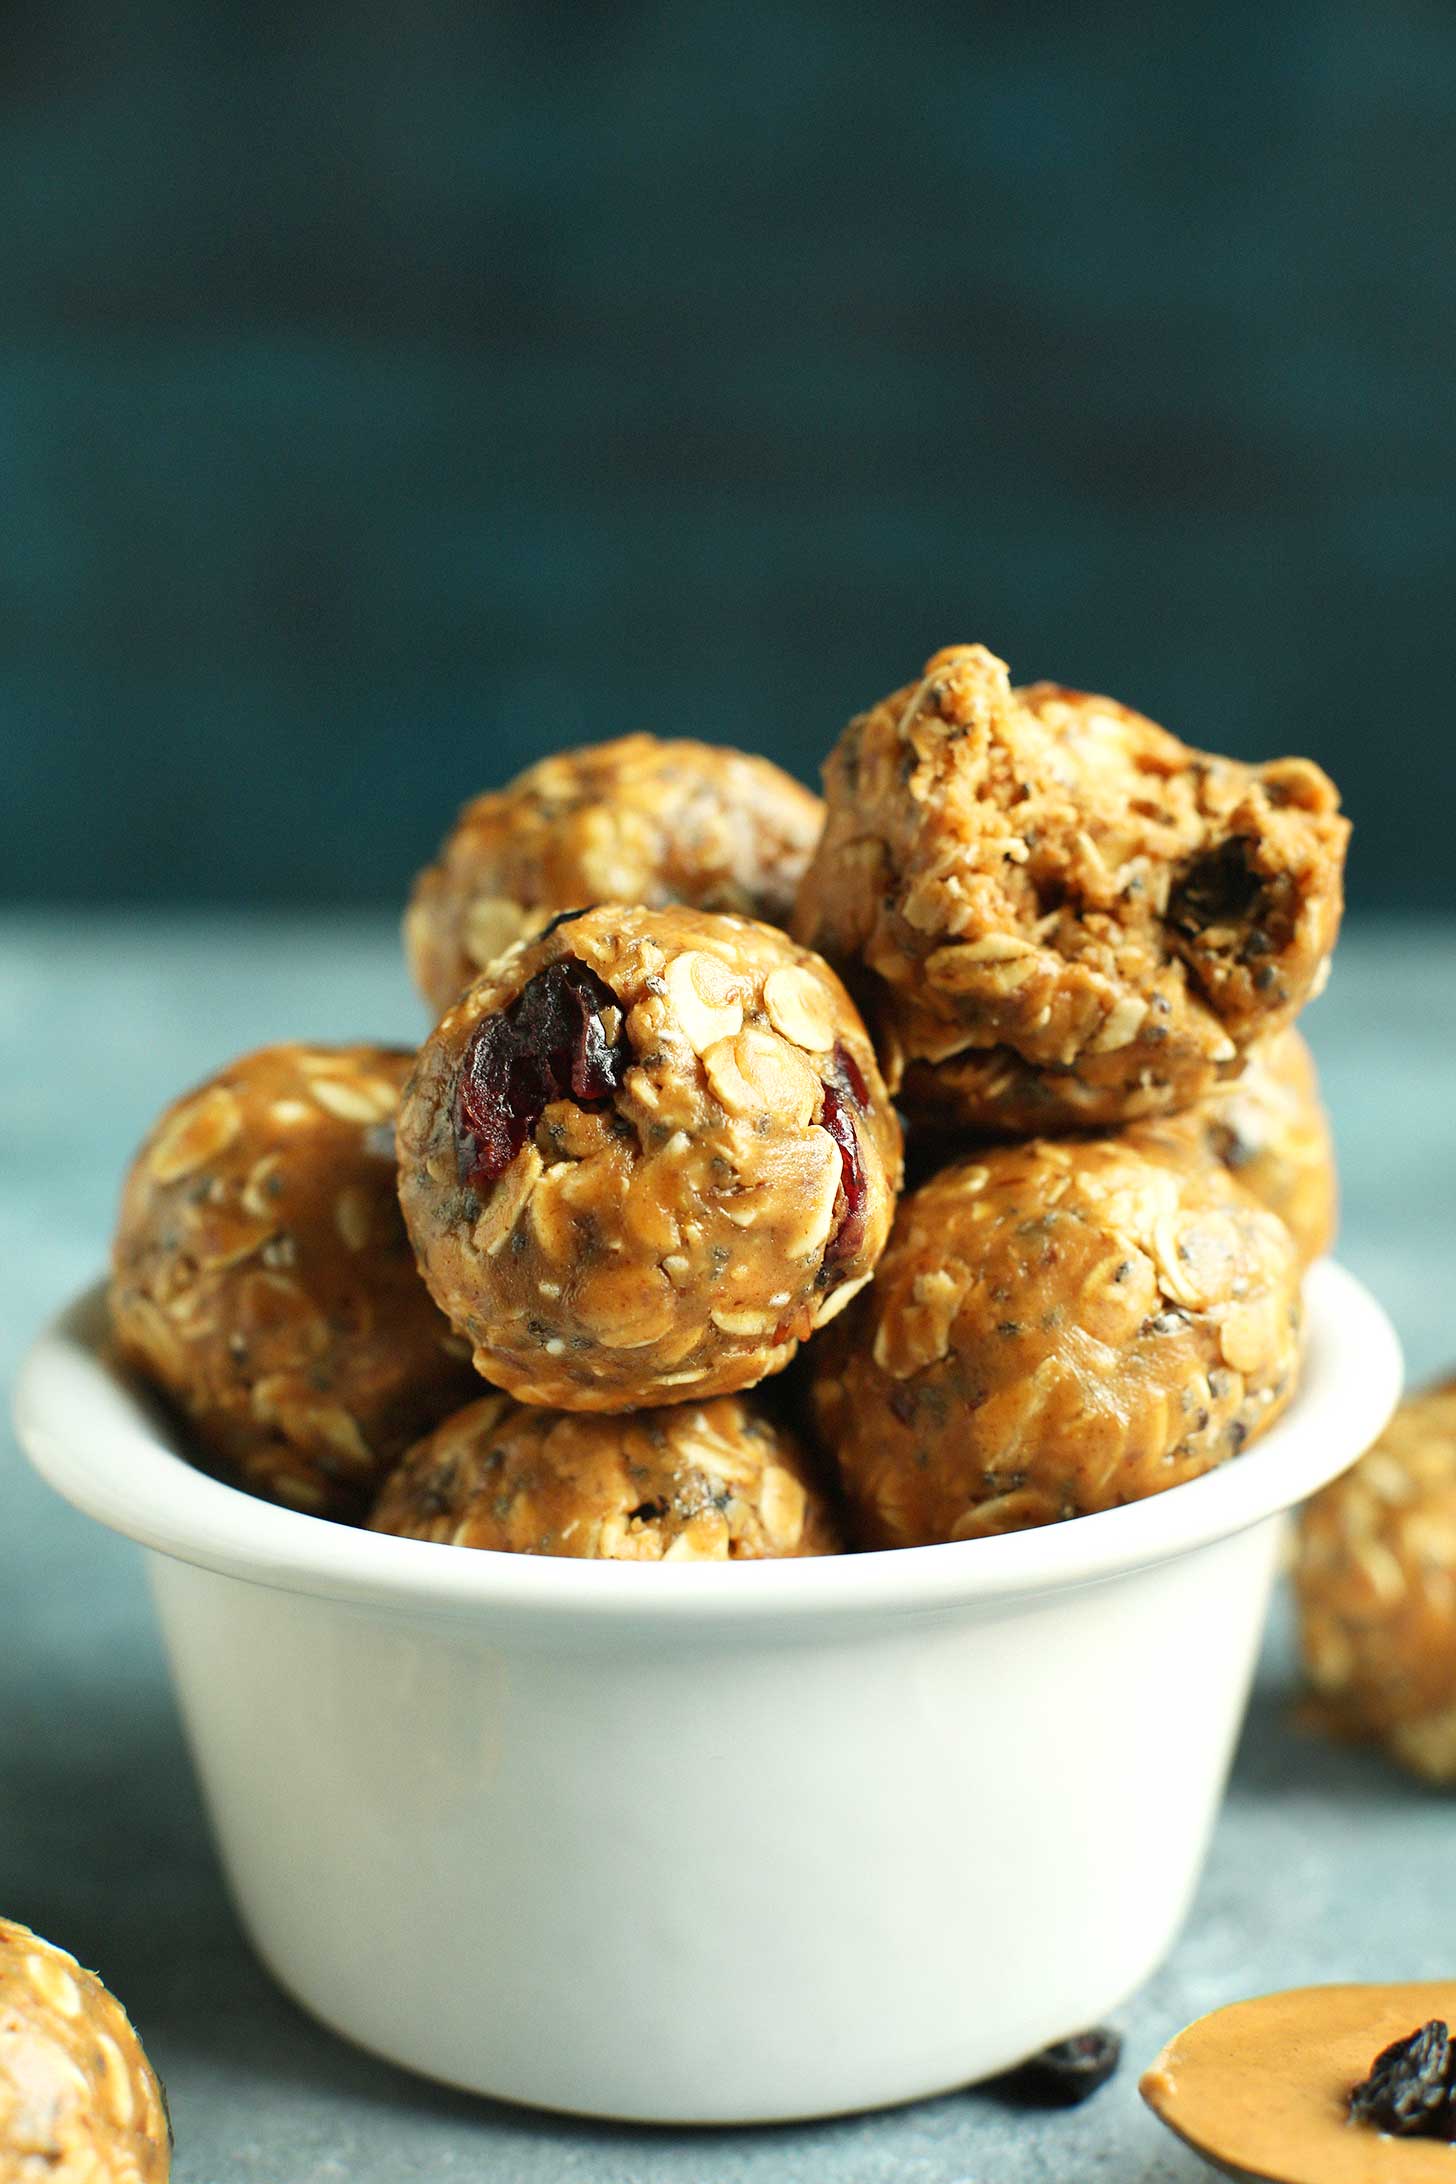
0,1916,170,2181
1129,1028,1337,1269
406,734,824,1013
111,1044,479,1521
371,1390,842,1559
1295,1377,1456,1782
794,643,1348,1132
810,1135,1301,1548
397,904,902,1410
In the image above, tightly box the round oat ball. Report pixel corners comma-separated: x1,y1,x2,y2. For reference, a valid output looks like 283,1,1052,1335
1128,1027,1337,1269
110,1044,481,1521
1295,1378,1456,1782
793,643,1348,1132
396,904,903,1411
370,1389,843,1559
406,733,825,1014
809,1135,1302,1548
0,1916,170,2182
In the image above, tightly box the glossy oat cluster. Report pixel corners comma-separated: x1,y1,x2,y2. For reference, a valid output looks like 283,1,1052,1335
0,1917,171,2181
812,1136,1301,1549
397,905,900,1409
372,1390,842,1560
111,655,1344,1558
1296,1378,1456,1780
406,734,824,1016
110,1043,480,1521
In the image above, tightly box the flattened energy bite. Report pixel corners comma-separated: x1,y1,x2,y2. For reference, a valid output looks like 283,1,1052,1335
1129,1027,1337,1269
0,1916,170,2182
371,1390,843,1559
406,734,824,1013
397,905,902,1410
1295,1378,1456,1782
794,644,1348,1131
810,1136,1302,1548
111,1044,480,1520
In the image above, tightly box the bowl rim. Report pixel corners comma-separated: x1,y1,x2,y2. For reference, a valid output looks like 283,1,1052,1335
13,1263,1402,1629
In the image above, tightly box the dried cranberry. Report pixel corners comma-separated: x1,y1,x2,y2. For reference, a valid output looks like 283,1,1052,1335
456,958,626,1191
820,1043,870,1270
834,1041,870,1109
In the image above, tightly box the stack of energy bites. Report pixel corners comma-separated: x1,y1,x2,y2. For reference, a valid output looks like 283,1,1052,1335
111,644,1350,1560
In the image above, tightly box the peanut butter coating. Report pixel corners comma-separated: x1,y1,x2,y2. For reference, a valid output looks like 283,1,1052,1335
810,1135,1302,1548
371,1390,842,1559
1295,1377,1456,1781
406,733,824,1013
1129,1028,1337,1269
793,644,1348,1132
397,905,902,1411
0,1917,169,2182
1143,1983,1456,2184
110,1044,480,1521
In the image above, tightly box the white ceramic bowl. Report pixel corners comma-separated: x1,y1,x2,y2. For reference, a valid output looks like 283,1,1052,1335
15,1263,1400,2126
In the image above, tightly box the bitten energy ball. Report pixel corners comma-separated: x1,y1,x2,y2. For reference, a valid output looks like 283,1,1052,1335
810,1135,1301,1548
1129,1028,1337,1268
1295,1378,1456,1782
794,643,1348,1132
371,1390,842,1559
0,1916,170,2181
406,734,825,1013
397,904,902,1410
111,1044,479,1521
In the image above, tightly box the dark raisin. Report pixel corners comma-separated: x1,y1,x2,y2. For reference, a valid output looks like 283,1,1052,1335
1209,1119,1254,1170
534,906,595,940
456,958,627,1190
1350,2020,1456,2138
819,1043,872,1270
887,1384,919,1426
1169,837,1263,937
991,2027,1122,2108
416,1462,460,1519
626,1499,668,1525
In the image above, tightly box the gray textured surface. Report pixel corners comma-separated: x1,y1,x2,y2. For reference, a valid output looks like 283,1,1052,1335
2,912,1452,2182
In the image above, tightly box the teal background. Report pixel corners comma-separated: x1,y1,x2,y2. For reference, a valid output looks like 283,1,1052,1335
4,1,1453,908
